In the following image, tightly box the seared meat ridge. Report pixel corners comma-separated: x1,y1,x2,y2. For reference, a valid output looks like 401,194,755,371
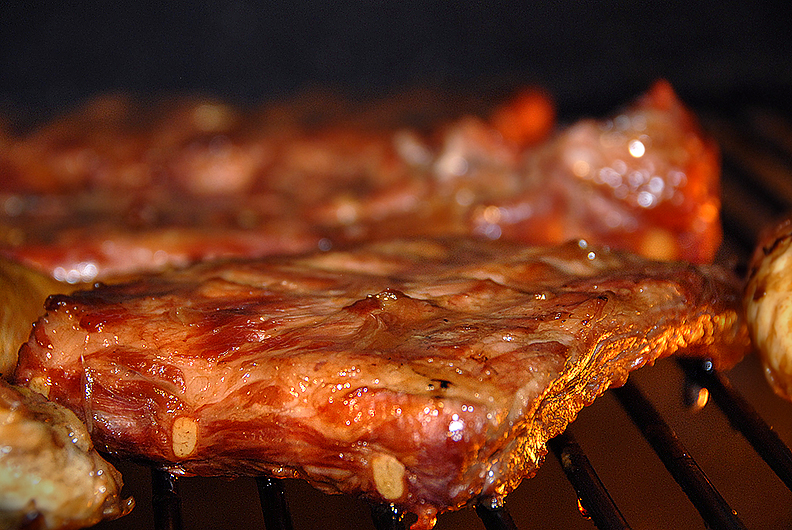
14,237,749,529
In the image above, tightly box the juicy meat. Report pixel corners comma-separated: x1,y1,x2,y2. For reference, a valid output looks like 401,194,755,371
14,237,748,529
1,81,720,283
0,379,133,529
518,80,721,263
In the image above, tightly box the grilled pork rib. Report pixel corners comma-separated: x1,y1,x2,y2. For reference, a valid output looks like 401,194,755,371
1,81,720,284
14,237,748,529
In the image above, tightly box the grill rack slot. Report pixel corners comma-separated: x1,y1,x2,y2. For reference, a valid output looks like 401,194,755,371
151,473,525,530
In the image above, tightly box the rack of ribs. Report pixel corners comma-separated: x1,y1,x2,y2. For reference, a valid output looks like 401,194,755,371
14,236,749,529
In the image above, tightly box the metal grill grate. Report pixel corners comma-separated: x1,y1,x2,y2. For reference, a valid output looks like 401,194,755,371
96,103,792,530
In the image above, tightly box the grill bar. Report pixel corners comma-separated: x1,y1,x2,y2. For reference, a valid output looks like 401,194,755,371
679,358,792,491
151,469,183,530
474,502,519,530
704,109,792,209
370,503,407,530
703,107,792,254
548,432,631,530
612,380,748,530
257,477,295,530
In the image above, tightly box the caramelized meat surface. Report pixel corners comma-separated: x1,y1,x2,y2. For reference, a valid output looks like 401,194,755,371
15,237,748,529
1,81,720,283
0,379,133,529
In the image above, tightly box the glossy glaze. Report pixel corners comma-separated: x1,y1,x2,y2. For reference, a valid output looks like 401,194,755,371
15,237,748,528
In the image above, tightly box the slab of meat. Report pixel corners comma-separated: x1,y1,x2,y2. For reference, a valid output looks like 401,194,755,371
0,379,133,529
744,214,792,400
14,237,748,529
1,80,720,283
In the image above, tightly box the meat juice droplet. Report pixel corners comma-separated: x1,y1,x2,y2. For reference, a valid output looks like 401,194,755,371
683,382,710,411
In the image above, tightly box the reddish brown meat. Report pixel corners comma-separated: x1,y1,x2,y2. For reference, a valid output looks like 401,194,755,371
1,81,720,283
14,237,748,529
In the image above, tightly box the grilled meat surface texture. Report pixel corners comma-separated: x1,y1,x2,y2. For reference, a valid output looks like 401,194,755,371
0,379,133,530
1,80,720,284
14,237,748,529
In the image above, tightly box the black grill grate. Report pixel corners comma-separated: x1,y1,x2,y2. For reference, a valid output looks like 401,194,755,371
548,432,630,530
679,359,792,492
613,374,747,530
105,103,792,530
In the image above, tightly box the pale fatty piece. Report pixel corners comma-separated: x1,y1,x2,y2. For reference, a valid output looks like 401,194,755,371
15,237,748,529
745,215,792,400
0,379,133,530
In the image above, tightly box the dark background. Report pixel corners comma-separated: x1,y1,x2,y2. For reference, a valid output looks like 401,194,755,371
1,1,791,122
